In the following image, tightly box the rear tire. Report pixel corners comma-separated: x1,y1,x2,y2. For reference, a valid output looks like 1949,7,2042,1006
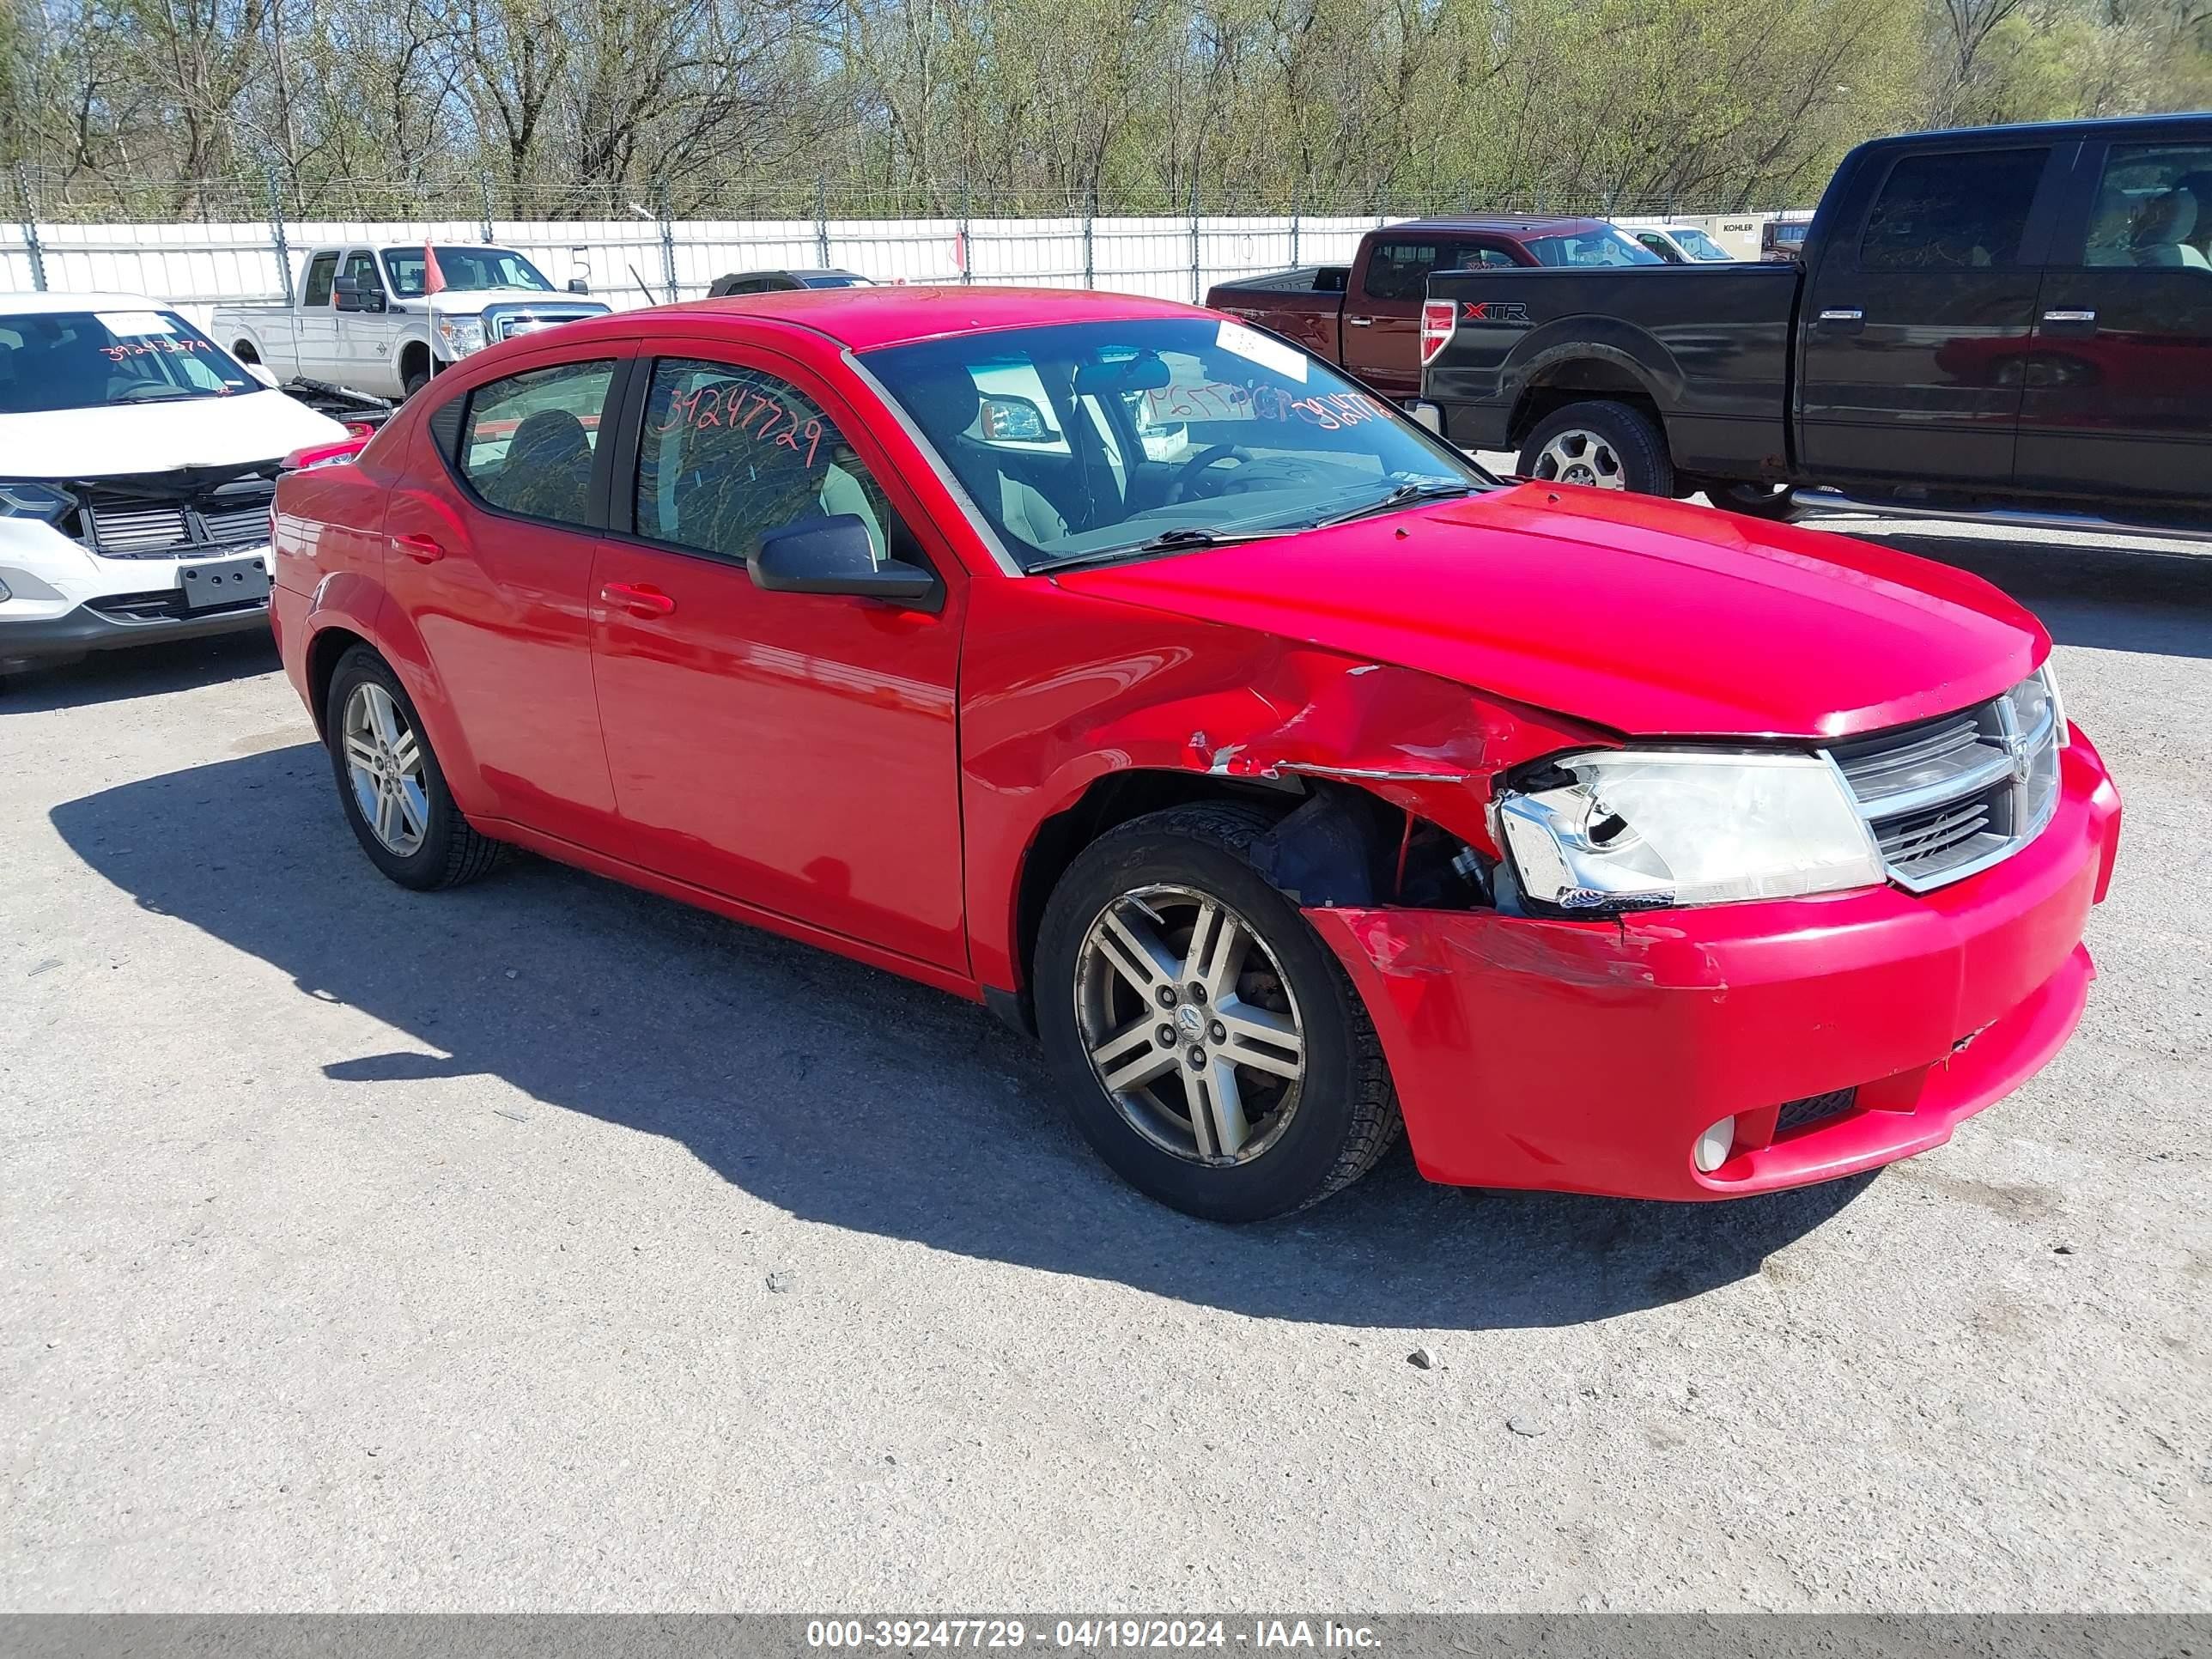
1706,481,1805,521
1035,803,1401,1221
1518,398,1674,496
324,645,505,890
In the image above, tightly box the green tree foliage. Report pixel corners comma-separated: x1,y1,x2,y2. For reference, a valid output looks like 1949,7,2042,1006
4,0,2208,217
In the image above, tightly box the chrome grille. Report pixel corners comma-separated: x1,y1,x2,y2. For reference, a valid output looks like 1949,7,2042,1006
1824,675,2063,893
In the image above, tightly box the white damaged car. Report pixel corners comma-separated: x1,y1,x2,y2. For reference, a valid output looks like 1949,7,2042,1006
0,292,350,678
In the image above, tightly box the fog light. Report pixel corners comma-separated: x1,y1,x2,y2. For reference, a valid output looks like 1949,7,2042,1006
1693,1115,1736,1174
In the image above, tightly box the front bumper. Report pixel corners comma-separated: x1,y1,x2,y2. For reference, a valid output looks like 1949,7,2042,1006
0,593,270,668
1308,730,2123,1200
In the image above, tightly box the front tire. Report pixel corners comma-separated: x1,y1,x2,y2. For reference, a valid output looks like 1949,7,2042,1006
324,645,504,890
1035,803,1401,1221
1518,398,1674,496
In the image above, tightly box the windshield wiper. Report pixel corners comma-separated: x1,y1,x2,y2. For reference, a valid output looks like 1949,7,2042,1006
1036,525,1292,574
1313,479,1476,528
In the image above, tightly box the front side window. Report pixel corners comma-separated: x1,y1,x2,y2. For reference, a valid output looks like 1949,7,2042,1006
302,252,337,308
458,358,615,526
1522,227,1666,267
0,308,257,413
635,358,896,565
342,250,383,293
2082,143,2212,269
384,246,555,299
1860,148,2049,270
865,317,1489,569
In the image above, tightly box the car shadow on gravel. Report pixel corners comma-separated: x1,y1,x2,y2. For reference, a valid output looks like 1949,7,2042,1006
1817,521,2212,660
52,742,1875,1332
2,629,280,710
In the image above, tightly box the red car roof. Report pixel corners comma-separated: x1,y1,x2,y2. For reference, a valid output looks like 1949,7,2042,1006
620,284,1207,352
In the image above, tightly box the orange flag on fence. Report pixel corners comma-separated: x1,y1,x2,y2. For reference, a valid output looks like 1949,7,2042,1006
422,243,447,296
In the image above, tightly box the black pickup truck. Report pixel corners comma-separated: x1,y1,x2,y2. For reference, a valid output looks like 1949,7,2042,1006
1419,113,2212,532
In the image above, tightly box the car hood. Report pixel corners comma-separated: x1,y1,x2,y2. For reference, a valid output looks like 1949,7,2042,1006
1054,483,2047,740
0,390,348,479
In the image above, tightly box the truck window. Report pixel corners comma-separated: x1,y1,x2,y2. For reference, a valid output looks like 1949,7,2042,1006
2081,143,2212,269
342,250,384,294
1858,148,2048,270
1365,243,1443,301
301,252,337,308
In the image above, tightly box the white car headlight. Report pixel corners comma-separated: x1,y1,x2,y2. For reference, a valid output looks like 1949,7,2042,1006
1494,749,1885,912
435,316,486,357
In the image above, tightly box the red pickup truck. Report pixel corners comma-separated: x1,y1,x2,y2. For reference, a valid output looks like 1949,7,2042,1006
1206,216,1662,401
269,285,2119,1222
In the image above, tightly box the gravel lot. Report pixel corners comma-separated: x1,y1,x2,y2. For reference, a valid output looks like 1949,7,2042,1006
2,512,2208,1612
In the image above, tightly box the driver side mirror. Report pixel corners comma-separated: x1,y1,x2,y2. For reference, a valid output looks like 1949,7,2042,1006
243,362,280,389
567,276,590,295
333,276,386,313
750,514,939,611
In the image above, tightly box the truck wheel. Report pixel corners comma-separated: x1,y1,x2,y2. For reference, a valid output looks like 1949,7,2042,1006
1034,803,1401,1222
1519,400,1674,496
402,365,431,398
1707,482,1806,522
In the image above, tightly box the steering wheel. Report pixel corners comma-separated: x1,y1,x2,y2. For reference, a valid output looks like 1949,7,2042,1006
1167,443,1254,504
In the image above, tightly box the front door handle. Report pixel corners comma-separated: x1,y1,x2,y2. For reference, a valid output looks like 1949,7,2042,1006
395,533,444,564
1346,315,1375,327
1815,307,1865,334
601,581,676,619
2040,308,2098,336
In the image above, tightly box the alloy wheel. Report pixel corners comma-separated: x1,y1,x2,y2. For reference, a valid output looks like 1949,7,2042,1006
342,681,428,856
1531,428,1627,488
1073,884,1307,1165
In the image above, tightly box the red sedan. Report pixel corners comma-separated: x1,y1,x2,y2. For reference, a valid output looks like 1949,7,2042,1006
270,287,2122,1221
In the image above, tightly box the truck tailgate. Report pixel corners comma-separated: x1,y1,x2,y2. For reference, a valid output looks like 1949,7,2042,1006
1423,264,1799,478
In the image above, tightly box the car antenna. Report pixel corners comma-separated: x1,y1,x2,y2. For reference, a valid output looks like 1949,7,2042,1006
627,264,658,308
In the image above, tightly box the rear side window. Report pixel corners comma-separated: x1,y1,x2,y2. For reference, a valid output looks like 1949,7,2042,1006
1859,149,2049,270
458,358,616,527
635,357,897,566
1364,242,1442,301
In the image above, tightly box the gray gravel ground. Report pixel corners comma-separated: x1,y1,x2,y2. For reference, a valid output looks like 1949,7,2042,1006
2,513,2208,1612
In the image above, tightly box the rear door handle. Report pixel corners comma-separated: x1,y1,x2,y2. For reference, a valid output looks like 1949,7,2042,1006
600,581,676,619
395,533,444,564
1346,315,1374,327
2040,308,2098,336
1815,307,1865,333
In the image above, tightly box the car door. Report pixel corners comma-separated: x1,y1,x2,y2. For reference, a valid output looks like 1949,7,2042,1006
336,248,394,389
1342,236,1471,399
2014,131,2212,510
379,347,629,847
587,342,968,972
1796,143,2062,488
295,251,342,383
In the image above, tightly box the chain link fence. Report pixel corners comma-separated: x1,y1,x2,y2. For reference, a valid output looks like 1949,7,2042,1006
4,165,1809,320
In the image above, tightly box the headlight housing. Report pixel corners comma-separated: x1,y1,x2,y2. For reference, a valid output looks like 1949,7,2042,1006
434,315,486,358
0,481,76,525
1494,749,1885,913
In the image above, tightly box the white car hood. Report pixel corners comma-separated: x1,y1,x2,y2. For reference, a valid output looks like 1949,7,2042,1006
0,391,349,480
416,289,595,315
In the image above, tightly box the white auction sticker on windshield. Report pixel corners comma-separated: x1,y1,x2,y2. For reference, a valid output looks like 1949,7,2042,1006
1215,319,1307,383
97,311,175,337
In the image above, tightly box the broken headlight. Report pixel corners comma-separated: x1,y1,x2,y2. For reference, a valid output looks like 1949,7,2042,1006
1493,750,1885,913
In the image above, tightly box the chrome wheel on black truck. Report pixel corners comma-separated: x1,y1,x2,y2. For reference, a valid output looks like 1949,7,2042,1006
1518,398,1674,496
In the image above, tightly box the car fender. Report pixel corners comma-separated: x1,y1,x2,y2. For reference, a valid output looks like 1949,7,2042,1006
958,578,1606,992
1503,321,1681,426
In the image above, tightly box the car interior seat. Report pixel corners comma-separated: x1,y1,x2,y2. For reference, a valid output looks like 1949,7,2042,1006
901,370,1070,549
499,409,593,521
2130,190,2208,268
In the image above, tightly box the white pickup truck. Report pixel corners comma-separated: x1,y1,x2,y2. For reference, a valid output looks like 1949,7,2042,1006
212,244,611,400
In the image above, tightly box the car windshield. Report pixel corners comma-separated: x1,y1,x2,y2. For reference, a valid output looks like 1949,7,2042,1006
0,307,258,413
864,317,1491,570
1671,228,1734,261
382,246,555,298
1522,227,1667,266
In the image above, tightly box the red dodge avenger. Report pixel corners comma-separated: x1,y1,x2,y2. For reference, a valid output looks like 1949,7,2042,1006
271,287,2121,1221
